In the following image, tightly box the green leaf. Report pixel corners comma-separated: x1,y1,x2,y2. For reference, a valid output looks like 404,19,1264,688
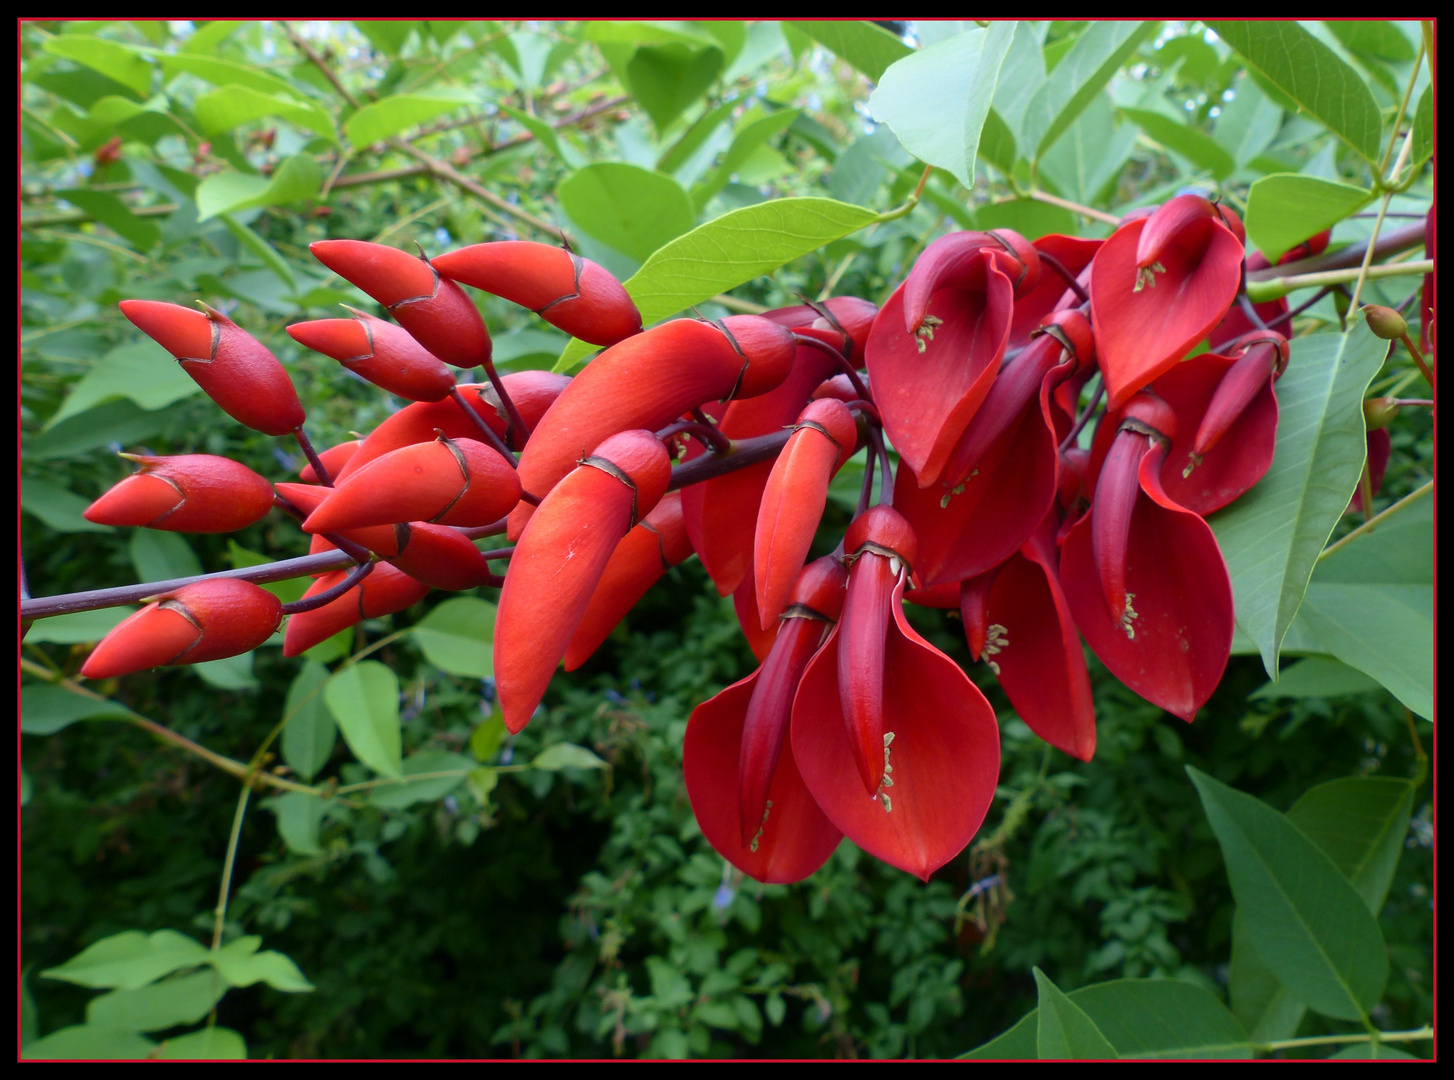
627,43,724,134
355,20,419,56
869,22,1016,190
532,743,610,771
129,530,202,584
54,188,160,249
155,1026,247,1059
1244,174,1373,261
1409,86,1432,167
645,956,694,1008
86,969,228,1033
158,52,300,99
43,35,153,97
470,715,507,762
193,652,258,691
786,20,912,84
229,541,308,605
20,683,132,735
195,153,321,221
1206,21,1384,163
1121,107,1236,179
1323,20,1417,62
25,607,134,645
344,87,476,147
41,929,209,991
369,750,476,809
1249,656,1381,700
693,107,802,209
1033,968,1119,1059
656,97,740,177
1187,767,1388,1021
1213,76,1283,166
498,104,580,168
183,20,245,54
324,661,402,778
282,660,336,781
28,397,170,461
264,790,327,856
1020,21,1159,160
209,938,313,992
217,214,297,290
46,341,201,428
20,476,114,533
21,1025,156,1060
411,596,496,679
1287,777,1415,914
195,84,337,143
554,197,879,371
1208,324,1385,678
1228,911,1306,1042
1040,93,1137,208
557,163,696,263
1330,1043,1420,1059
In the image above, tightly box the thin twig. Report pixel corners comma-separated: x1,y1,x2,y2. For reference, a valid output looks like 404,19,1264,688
449,387,517,464
280,560,375,615
281,21,361,109
210,785,251,950
1037,250,1091,304
1027,189,1121,226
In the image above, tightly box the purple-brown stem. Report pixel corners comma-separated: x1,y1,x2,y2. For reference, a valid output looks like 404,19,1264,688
656,420,731,456
292,425,333,487
280,560,375,615
272,493,373,564
1237,293,1270,332
478,358,531,450
1059,375,1105,452
1265,287,1333,330
1037,250,1091,305
449,386,518,465
866,426,894,506
666,428,794,492
1250,221,1425,281
792,333,871,403
857,441,877,517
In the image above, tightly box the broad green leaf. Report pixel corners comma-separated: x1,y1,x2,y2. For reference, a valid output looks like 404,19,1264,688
494,328,570,370
1249,656,1381,700
53,189,160,250
344,88,476,147
656,97,739,177
1295,584,1432,719
323,661,402,778
209,938,313,992
41,929,209,991
21,1025,156,1060
1213,76,1283,166
282,660,336,781
533,743,610,771
193,652,258,691
554,197,879,370
580,21,715,49
24,606,134,645
1330,1043,1420,1059
183,20,245,54
1033,968,1118,1059
1040,94,1136,208
1121,107,1236,179
1244,174,1372,261
828,127,912,207
264,791,327,856
787,20,911,83
155,1026,247,1059
1321,20,1417,62
869,22,1016,190
991,21,1048,152
1409,86,1432,167
411,596,497,679
499,104,582,168
20,683,132,735
1020,21,1159,160
693,107,802,209
1287,777,1415,914
1228,911,1306,1042
470,715,507,762
194,85,338,143
20,476,114,533
627,43,723,134
1208,324,1385,678
977,109,1019,175
355,20,419,56
1187,767,1388,1021
369,750,476,809
557,163,696,263
158,52,300,99
129,530,202,584
44,35,153,96
195,153,321,220
46,341,201,428
85,969,227,1033
1207,22,1384,163
27,398,170,461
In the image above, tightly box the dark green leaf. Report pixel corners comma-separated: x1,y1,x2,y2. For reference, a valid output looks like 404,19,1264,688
28,398,171,461
45,341,201,428
54,189,160,250
786,20,912,84
693,108,801,209
85,969,228,1032
155,1026,247,1059
369,750,476,809
20,683,133,735
1249,656,1382,700
282,660,337,781
1329,1043,1420,1059
128,530,202,584
24,607,134,645
1033,968,1118,1059
1287,777,1415,914
1410,86,1432,167
627,43,724,134
1040,94,1136,208
1229,912,1307,1042
20,476,114,533
1121,108,1236,179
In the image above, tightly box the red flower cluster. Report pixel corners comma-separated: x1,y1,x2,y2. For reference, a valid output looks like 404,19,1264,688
85,204,1298,882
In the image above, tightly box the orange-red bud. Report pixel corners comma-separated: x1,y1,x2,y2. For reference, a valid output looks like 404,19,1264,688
282,564,430,657
85,454,274,533
287,308,456,402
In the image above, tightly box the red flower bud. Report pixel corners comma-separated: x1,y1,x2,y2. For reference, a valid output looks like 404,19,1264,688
287,307,456,402
84,454,274,533
119,300,305,436
299,439,362,483
282,563,431,657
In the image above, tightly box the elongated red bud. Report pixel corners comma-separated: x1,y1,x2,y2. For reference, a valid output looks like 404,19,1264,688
1191,333,1287,459
119,300,305,436
300,439,361,483
287,307,456,402
84,454,274,533
283,563,431,657
82,579,282,677
309,240,491,368
754,399,857,628
303,436,520,532
810,373,861,402
431,241,642,346
564,492,691,670
495,430,672,733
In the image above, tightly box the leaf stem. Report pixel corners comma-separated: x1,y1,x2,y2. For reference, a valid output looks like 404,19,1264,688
1317,479,1433,561
873,165,932,224
1245,260,1433,304
1254,1025,1431,1053
210,785,252,950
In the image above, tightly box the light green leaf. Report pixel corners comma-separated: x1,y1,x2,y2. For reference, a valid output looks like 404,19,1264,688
1295,584,1432,720
1323,20,1417,62
193,652,258,691
209,939,313,992
355,20,419,56
557,163,696,263
21,1024,156,1060
1409,86,1432,168
554,197,879,371
990,21,1047,153
1206,21,1384,163
1040,93,1137,208
411,596,496,679
20,476,114,533
44,35,153,96
282,660,336,781
533,743,610,771
46,341,201,428
182,20,245,54
25,607,134,645
1208,324,1385,677
20,683,132,735
264,791,327,855
869,22,1016,190
627,43,723,134
1021,21,1159,160
155,1026,247,1059
1249,656,1381,700
1033,968,1119,1059
1121,107,1236,179
194,84,337,142
499,104,581,168
86,969,227,1033
324,660,402,778
1187,767,1388,1021
217,213,296,290
693,107,802,209
1213,76,1283,166
41,930,209,991
369,750,476,809
195,153,321,221
657,97,739,178
129,530,202,584
786,20,912,83
1244,174,1372,261
158,52,300,99
54,188,160,249
344,87,476,147
1287,777,1415,914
